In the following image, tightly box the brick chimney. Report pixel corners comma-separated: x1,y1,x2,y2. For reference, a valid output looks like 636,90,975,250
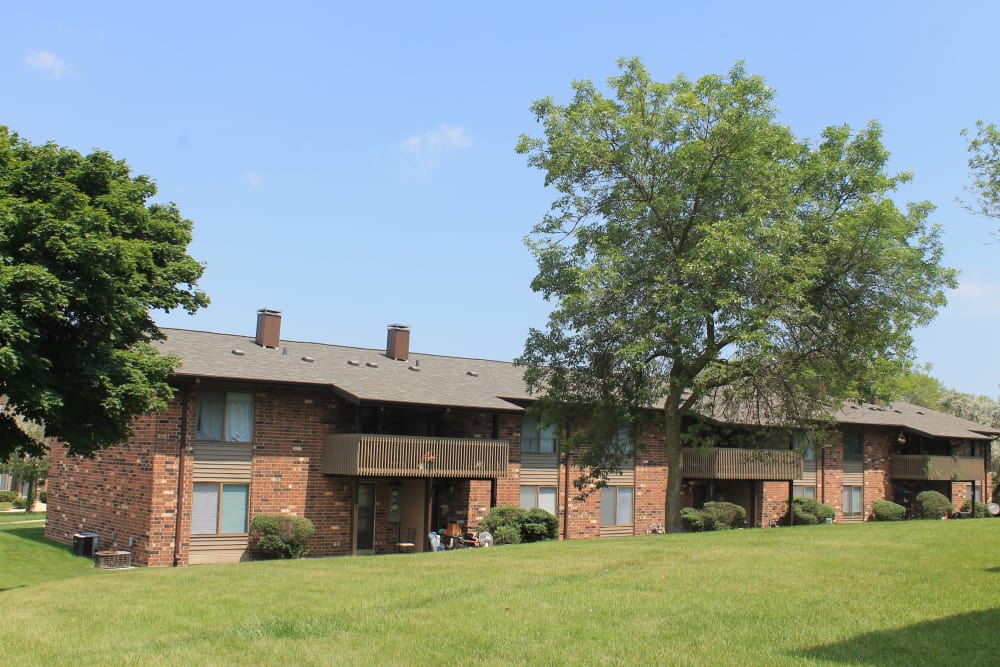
386,324,410,361
255,309,282,348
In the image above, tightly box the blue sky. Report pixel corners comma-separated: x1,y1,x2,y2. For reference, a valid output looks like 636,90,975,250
4,2,999,397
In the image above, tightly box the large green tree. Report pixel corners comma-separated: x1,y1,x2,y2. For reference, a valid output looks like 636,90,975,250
0,127,208,458
516,60,956,532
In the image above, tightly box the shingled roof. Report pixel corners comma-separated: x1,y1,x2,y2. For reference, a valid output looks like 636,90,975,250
834,400,999,441
156,327,999,440
157,328,532,412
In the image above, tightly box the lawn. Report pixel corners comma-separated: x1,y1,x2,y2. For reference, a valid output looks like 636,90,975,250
1,520,998,665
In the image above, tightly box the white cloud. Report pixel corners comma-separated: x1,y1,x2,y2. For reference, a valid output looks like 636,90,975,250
949,280,1000,313
25,50,69,78
397,124,472,176
245,172,265,188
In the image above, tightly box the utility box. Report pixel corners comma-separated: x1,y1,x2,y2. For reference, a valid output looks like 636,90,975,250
72,532,99,557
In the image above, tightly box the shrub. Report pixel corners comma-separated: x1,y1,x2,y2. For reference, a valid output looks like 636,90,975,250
681,502,746,531
0,491,18,503
39,491,47,504
914,490,952,519
522,508,559,541
479,505,558,543
785,497,836,525
961,499,988,518
872,499,906,521
249,514,315,559
491,525,522,545
680,507,708,532
11,497,27,509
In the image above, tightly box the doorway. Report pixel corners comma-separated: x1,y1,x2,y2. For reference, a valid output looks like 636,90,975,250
356,482,375,554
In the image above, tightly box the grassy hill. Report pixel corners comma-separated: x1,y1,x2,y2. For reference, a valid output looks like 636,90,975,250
2,518,998,665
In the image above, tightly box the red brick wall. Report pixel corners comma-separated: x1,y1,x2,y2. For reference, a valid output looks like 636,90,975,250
761,481,790,527
635,425,668,534
46,390,193,566
863,431,892,519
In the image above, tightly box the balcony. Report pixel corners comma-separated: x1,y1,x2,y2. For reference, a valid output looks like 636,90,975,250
890,455,985,481
682,447,803,481
324,433,509,478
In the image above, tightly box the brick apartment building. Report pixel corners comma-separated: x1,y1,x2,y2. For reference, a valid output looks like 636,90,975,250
45,310,998,565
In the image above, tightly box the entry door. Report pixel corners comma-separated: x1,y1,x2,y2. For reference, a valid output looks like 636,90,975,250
356,482,376,554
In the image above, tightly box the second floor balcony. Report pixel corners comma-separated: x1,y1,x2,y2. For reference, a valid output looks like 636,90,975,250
890,454,985,481
682,447,803,481
324,433,509,479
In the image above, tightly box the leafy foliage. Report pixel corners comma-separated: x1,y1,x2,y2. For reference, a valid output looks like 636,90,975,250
516,59,955,531
479,505,558,543
680,501,746,531
0,127,208,457
2,447,47,513
962,120,1000,227
785,497,836,525
914,490,952,520
872,499,906,521
960,499,988,518
249,514,316,559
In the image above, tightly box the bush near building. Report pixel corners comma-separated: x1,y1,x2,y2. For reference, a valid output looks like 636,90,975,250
248,514,315,559
914,490,952,519
784,497,836,525
479,506,558,544
872,499,906,521
680,502,746,531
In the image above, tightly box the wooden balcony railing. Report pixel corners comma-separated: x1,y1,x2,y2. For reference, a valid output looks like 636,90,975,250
323,433,509,478
682,447,803,481
889,455,985,481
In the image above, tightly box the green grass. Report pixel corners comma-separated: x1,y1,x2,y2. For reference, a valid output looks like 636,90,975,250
0,510,46,524
0,515,100,593
2,521,999,665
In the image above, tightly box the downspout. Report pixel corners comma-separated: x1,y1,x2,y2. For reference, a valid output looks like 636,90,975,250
173,381,194,567
562,451,571,540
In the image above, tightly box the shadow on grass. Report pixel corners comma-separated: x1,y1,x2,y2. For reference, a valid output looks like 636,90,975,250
985,566,1000,573
799,609,1000,665
0,525,68,551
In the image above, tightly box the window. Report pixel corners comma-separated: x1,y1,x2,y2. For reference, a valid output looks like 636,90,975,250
842,485,862,517
843,431,863,463
192,482,249,534
793,485,816,500
792,432,815,461
521,414,557,453
520,486,557,515
600,486,634,526
196,391,253,442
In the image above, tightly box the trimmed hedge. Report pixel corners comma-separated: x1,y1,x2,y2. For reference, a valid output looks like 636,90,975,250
914,490,952,519
872,499,906,521
680,501,746,531
785,497,836,525
0,491,18,503
249,514,315,559
478,505,558,544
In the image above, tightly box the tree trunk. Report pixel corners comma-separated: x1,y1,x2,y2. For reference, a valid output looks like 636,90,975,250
663,392,684,532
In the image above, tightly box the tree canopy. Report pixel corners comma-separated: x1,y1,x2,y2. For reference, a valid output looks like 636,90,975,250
516,59,956,531
0,127,208,458
963,120,1000,229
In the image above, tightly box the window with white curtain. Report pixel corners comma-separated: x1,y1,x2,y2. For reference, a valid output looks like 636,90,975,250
192,482,249,534
520,486,557,515
600,486,634,526
842,485,862,517
196,391,253,442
